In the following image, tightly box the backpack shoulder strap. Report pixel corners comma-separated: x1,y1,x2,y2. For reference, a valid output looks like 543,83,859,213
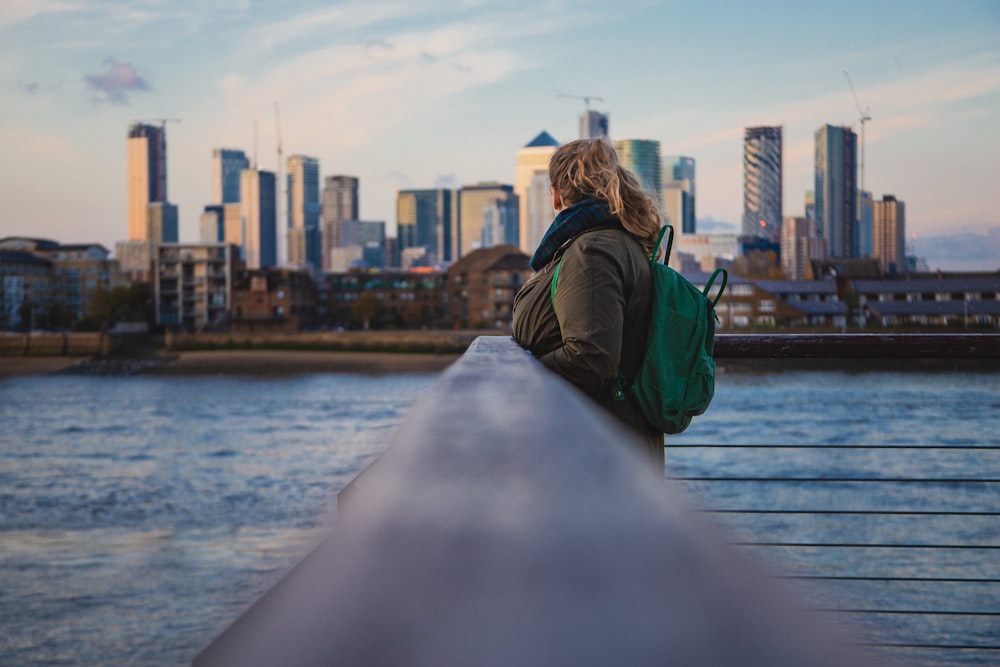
549,261,562,305
702,268,728,308
549,223,623,306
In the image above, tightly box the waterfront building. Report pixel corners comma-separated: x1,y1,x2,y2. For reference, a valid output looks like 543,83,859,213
0,244,53,329
579,110,609,139
444,244,531,329
514,131,559,255
396,189,455,265
742,126,783,242
662,156,696,234
853,274,1000,327
321,175,360,270
872,195,906,274
42,243,121,323
325,269,446,329
240,168,277,269
614,139,662,209
814,124,858,257
153,243,240,330
0,237,121,326
286,155,321,271
212,148,248,205
457,182,518,258
749,279,848,328
231,267,318,331
126,123,167,242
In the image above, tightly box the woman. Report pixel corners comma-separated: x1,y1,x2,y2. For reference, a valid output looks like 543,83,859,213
512,138,664,467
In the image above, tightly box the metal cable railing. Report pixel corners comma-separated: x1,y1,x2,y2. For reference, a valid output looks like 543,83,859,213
668,440,999,665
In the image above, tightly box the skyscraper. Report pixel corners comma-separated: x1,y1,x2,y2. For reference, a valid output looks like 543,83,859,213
286,155,321,270
396,189,454,264
662,156,696,234
147,202,178,244
322,175,359,270
872,195,905,273
781,216,826,280
457,183,518,258
579,110,609,140
743,126,783,242
126,123,167,241
240,168,277,269
858,190,874,257
515,131,559,255
614,139,662,209
212,148,249,205
200,205,225,243
814,124,858,258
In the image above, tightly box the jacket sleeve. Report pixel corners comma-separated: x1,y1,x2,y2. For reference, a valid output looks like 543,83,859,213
537,239,625,400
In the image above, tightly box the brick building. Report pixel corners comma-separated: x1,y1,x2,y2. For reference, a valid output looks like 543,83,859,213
444,245,531,329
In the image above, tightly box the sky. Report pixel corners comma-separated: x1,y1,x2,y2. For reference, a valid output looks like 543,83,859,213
1,0,998,270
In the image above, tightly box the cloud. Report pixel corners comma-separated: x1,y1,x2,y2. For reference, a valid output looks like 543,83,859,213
84,58,151,104
0,0,77,30
914,227,1000,271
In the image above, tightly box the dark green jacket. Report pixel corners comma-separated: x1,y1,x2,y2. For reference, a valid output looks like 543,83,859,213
512,228,663,465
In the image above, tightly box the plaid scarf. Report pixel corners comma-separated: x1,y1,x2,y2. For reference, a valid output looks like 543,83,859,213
529,198,623,271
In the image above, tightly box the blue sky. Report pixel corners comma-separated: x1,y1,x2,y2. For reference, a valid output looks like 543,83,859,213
1,0,998,269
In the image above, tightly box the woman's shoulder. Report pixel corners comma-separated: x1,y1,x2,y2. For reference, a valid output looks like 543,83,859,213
568,227,646,262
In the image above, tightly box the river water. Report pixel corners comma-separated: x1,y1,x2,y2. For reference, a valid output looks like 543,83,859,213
1,366,997,665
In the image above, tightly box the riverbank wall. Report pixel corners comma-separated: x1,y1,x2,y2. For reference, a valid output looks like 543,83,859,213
163,330,484,354
0,332,121,357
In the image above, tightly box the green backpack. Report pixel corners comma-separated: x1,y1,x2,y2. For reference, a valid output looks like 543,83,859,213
551,225,727,434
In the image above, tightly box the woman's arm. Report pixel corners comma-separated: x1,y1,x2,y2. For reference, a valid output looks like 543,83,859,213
537,239,626,400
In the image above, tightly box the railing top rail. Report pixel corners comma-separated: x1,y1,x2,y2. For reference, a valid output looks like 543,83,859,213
196,336,861,666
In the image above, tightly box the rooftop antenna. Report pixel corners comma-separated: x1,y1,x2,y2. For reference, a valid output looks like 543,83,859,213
843,69,872,197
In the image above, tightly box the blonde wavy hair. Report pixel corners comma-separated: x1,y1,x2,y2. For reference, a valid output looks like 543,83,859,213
549,138,663,256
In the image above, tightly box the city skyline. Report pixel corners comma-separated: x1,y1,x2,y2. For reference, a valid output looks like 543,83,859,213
1,1,998,270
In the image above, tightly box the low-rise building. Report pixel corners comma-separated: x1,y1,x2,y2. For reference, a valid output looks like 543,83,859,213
852,275,1000,328
684,273,848,329
1,237,121,327
325,269,446,329
231,268,318,331
752,280,848,327
0,249,53,329
154,243,241,331
445,245,531,329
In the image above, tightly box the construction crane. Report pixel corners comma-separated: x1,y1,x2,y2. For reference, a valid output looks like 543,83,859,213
555,91,604,110
843,69,872,197
275,101,286,265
